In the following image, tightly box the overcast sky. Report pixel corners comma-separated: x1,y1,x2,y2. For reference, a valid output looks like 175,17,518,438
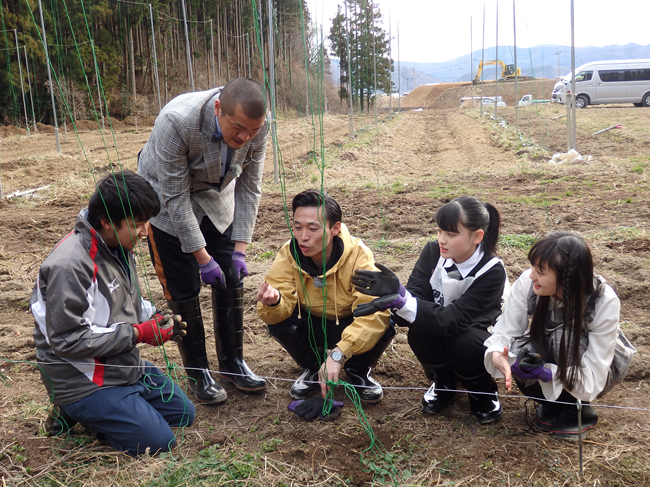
308,0,650,63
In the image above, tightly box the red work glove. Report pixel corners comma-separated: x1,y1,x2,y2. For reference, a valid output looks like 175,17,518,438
133,313,174,346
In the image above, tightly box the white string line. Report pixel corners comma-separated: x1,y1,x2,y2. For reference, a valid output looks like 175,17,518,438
3,359,648,412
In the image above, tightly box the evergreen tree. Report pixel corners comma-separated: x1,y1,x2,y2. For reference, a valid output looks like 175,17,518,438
328,0,393,112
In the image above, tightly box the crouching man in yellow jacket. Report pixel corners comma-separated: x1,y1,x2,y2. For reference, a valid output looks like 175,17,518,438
256,189,393,403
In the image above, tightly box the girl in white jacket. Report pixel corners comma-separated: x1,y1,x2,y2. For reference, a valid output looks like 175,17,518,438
485,232,635,439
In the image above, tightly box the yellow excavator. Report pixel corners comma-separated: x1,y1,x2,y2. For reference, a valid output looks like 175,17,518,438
472,60,523,84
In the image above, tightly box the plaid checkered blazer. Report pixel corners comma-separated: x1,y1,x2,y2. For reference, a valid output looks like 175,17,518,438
138,88,269,253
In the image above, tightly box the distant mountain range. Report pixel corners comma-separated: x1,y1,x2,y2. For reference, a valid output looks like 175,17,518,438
330,43,649,94
394,43,650,91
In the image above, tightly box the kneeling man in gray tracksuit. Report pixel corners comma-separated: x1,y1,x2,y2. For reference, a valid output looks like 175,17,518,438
30,170,195,456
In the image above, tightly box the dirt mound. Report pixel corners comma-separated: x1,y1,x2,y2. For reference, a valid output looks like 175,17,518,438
35,122,55,134
428,79,559,109
0,125,27,138
122,115,156,127
401,82,468,107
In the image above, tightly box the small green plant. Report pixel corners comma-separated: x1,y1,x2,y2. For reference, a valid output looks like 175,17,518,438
499,234,537,250
261,438,282,452
480,460,493,470
255,250,275,262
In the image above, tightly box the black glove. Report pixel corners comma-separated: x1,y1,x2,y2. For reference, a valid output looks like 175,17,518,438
353,294,401,317
159,309,188,343
516,348,546,372
351,263,404,297
293,398,342,422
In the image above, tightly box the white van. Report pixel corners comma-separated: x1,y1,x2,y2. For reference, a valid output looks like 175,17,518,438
551,59,650,108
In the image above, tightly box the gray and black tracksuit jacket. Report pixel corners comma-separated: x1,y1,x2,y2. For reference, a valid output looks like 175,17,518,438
30,209,156,406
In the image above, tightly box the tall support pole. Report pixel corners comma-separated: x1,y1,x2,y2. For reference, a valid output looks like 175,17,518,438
470,17,473,108
371,1,377,127
397,22,400,113
345,0,354,138
570,0,576,150
388,10,392,117
267,0,278,184
246,33,251,78
37,0,60,154
180,0,194,91
217,10,222,78
149,4,162,111
494,0,499,120
14,30,30,137
23,46,37,134
90,40,105,131
513,0,518,132
480,0,485,112
209,20,216,86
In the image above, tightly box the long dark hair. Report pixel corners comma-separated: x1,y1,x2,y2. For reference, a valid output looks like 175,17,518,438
527,232,595,391
436,196,501,256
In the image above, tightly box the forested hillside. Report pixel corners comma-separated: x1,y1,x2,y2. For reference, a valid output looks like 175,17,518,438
0,0,322,125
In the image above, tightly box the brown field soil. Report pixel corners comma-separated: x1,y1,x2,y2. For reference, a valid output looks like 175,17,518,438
0,103,649,486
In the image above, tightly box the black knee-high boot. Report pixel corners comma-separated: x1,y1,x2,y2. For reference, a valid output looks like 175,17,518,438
343,326,395,404
515,377,598,440
267,320,323,399
168,297,227,404
420,363,457,414
457,371,503,424
212,286,266,392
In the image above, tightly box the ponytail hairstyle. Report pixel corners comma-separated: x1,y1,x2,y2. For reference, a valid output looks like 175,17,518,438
436,196,501,256
527,232,595,391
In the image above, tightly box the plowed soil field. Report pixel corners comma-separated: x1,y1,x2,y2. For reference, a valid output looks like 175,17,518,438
0,101,648,486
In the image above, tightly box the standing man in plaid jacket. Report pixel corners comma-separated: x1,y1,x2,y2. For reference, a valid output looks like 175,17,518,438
138,78,268,404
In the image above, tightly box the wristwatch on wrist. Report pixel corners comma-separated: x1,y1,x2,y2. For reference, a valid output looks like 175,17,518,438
328,349,346,363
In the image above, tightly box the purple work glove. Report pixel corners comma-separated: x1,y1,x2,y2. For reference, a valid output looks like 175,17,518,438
511,349,553,382
198,257,225,288
232,251,249,281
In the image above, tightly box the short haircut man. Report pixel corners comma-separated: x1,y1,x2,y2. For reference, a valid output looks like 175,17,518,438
138,78,270,404
257,189,394,403
31,170,195,456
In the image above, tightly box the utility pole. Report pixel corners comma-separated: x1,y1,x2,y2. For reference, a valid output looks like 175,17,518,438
556,50,561,78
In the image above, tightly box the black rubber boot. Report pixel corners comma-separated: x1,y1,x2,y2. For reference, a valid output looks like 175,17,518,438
458,372,503,424
212,286,266,392
420,363,457,414
343,327,395,404
168,297,227,404
45,406,77,436
535,402,598,440
267,321,322,400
